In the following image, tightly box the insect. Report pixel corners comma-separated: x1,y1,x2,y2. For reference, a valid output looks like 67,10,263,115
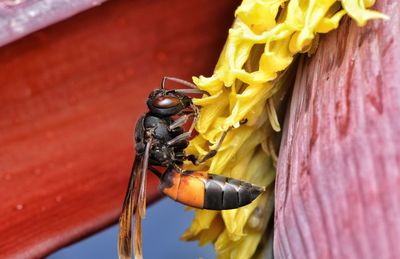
118,77,265,259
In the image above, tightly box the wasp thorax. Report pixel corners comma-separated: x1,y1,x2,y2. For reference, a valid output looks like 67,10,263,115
153,96,180,108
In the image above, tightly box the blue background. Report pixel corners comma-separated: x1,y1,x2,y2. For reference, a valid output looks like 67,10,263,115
48,199,215,259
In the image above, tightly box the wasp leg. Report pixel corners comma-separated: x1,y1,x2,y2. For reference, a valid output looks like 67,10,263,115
167,105,199,147
187,103,199,134
148,166,163,178
186,126,232,165
169,114,191,131
167,132,191,147
187,119,248,165
169,103,198,134
174,151,186,163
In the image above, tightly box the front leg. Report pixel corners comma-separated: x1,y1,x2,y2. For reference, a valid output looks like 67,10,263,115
185,126,232,165
167,105,199,147
167,132,191,147
168,114,191,131
186,119,247,165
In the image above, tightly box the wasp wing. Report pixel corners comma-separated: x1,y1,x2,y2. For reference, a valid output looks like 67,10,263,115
118,138,152,259
118,154,142,259
137,137,151,218
134,138,152,259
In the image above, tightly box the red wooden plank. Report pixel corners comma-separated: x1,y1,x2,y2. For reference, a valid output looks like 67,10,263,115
275,1,400,258
0,0,108,47
0,0,238,258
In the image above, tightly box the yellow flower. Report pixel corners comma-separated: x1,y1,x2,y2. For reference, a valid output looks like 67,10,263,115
182,1,387,258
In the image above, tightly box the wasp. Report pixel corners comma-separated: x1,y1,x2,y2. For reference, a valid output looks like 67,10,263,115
118,77,265,259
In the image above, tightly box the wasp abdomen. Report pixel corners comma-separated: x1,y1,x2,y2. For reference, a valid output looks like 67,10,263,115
160,169,206,209
204,174,264,210
160,169,264,210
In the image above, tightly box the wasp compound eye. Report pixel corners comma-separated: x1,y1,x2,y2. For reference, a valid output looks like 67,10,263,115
153,96,181,108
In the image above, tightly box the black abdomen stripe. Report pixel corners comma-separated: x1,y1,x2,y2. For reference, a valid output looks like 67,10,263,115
203,174,264,210
204,180,222,209
222,182,239,209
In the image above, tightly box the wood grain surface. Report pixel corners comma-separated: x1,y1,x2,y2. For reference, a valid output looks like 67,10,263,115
275,1,400,259
0,0,238,258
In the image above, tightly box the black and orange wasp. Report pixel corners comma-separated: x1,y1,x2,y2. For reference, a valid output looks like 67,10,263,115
118,77,265,259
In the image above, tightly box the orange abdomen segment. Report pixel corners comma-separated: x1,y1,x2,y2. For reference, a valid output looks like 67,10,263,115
160,170,207,209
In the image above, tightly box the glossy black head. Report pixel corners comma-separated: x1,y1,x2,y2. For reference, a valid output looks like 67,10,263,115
147,89,192,117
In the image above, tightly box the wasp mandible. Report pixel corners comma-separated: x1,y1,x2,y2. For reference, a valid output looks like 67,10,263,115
118,77,265,259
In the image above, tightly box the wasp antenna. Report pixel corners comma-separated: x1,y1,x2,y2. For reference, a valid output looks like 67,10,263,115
161,76,198,89
161,77,167,90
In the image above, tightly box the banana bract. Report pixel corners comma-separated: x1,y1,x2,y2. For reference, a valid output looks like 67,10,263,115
182,1,387,258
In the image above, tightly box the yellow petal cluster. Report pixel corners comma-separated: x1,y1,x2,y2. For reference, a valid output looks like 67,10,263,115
182,1,387,258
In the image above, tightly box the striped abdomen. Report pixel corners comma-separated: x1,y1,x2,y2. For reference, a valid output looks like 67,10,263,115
159,169,265,210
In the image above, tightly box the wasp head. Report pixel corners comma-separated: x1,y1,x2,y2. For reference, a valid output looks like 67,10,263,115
147,89,192,117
